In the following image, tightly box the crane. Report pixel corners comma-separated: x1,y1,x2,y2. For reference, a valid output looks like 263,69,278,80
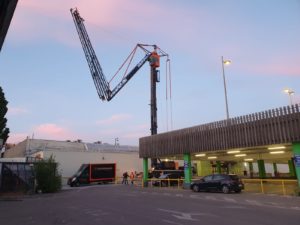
70,8,169,167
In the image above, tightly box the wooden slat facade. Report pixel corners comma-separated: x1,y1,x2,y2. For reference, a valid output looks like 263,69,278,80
139,104,300,158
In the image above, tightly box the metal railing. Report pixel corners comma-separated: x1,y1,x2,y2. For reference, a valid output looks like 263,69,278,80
62,176,299,196
242,179,298,196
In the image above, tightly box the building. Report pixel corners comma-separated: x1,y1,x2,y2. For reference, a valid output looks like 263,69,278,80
4,138,142,184
140,104,300,189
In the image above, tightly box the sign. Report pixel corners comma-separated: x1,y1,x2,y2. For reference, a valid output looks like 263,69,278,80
295,155,300,167
183,161,189,169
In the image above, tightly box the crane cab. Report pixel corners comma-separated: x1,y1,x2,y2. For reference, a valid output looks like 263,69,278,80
149,51,160,68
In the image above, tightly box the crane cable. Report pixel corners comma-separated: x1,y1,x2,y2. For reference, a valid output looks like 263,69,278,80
165,58,173,131
165,58,169,131
168,58,173,130
108,45,138,84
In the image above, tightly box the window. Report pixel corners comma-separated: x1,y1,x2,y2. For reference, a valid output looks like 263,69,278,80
203,175,213,182
213,175,225,181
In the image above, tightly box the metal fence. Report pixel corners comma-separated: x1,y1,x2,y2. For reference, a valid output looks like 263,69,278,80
242,179,298,196
0,162,35,194
134,178,298,196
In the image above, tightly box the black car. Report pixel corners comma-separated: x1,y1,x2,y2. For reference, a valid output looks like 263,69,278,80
190,174,244,194
152,173,183,187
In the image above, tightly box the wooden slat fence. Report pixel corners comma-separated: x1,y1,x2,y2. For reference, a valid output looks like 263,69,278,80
139,104,300,158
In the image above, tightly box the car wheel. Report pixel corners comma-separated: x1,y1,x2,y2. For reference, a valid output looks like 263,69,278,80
192,185,200,192
235,189,241,193
74,181,80,187
222,185,230,194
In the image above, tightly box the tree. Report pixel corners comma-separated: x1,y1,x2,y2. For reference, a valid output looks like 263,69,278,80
34,155,62,193
0,86,9,146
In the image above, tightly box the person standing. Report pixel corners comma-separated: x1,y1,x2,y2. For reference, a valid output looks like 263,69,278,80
129,172,135,185
122,172,129,184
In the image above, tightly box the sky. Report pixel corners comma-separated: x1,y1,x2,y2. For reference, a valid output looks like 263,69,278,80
1,0,300,146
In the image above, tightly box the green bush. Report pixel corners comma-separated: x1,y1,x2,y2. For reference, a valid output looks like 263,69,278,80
34,155,62,193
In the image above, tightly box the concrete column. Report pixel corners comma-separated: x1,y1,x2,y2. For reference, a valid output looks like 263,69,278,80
216,161,221,174
257,160,266,179
249,162,254,178
183,153,192,189
288,159,296,178
292,142,300,187
143,158,148,187
273,162,278,177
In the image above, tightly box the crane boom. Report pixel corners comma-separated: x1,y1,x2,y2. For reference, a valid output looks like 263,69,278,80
70,8,155,102
108,52,151,100
70,8,110,101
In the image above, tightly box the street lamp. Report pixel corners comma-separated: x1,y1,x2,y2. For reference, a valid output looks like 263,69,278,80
114,137,119,146
221,56,231,120
283,88,295,106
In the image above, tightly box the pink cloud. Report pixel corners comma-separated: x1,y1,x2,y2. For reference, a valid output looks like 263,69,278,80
11,0,194,47
7,133,29,144
96,114,132,125
243,63,300,77
33,123,75,140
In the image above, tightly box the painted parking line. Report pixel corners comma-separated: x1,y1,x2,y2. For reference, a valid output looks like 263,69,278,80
223,197,237,203
158,208,218,221
163,193,172,196
135,189,300,210
189,194,204,200
175,194,184,197
245,200,263,206
221,205,246,209
290,206,300,211
205,196,217,201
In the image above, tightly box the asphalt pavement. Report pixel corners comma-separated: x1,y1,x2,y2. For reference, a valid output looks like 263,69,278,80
0,184,300,225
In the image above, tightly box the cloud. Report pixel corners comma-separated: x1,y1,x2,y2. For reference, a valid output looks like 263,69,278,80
7,107,29,116
242,62,300,77
11,0,195,47
7,133,29,144
96,114,132,125
33,123,75,140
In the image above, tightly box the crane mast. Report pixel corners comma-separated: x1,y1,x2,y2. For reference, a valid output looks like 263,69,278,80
70,8,168,167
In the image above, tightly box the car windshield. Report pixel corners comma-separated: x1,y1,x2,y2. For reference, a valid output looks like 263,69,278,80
229,175,239,180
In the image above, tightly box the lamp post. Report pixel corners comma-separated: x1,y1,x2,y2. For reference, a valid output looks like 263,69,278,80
283,88,295,106
114,137,119,146
221,56,231,120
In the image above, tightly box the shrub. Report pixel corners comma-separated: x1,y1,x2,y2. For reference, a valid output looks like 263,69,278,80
34,155,62,193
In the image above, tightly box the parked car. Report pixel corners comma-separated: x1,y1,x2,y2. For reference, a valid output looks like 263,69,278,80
152,173,183,187
190,174,244,194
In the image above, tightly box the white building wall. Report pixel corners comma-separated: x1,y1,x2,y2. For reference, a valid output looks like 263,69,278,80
43,150,143,181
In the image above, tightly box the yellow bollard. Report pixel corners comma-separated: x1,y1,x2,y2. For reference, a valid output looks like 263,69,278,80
260,179,264,194
282,180,286,196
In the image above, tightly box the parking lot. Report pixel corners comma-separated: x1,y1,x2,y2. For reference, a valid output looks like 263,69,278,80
1,184,300,225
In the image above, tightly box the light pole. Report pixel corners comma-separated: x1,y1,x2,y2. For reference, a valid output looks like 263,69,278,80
114,137,119,146
283,88,295,106
221,56,231,120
